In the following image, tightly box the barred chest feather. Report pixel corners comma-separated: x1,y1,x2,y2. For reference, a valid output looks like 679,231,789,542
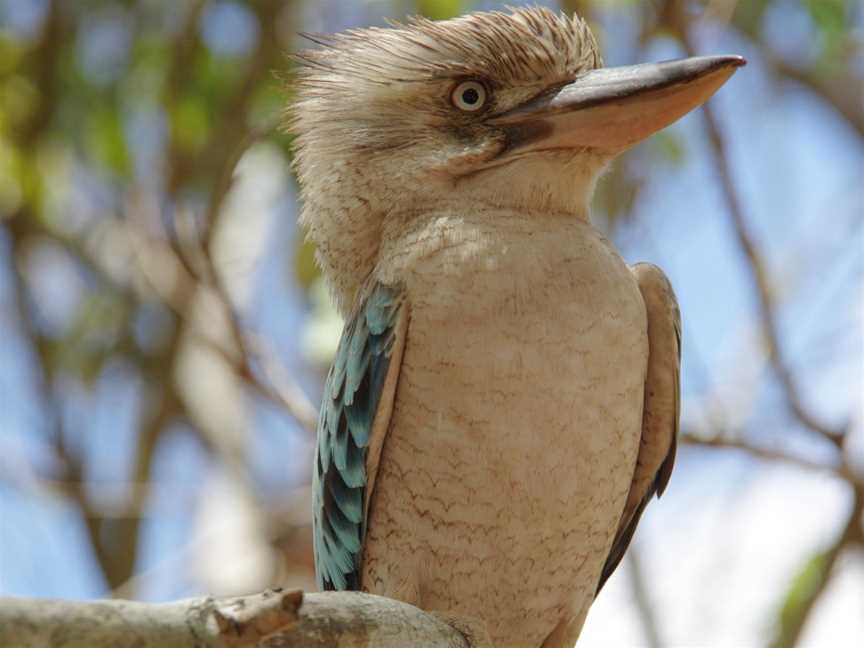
365,209,648,647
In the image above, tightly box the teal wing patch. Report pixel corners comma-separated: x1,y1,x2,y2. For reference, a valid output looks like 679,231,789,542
313,281,405,591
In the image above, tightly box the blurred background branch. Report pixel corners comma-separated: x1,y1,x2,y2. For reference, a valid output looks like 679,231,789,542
1,0,860,646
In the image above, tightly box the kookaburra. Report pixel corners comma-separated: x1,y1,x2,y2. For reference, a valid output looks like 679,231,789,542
288,7,742,647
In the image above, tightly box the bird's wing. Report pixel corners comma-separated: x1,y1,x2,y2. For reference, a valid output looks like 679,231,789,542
596,262,681,594
312,278,408,591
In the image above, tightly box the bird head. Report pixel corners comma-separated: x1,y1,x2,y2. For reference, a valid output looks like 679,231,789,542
287,7,743,313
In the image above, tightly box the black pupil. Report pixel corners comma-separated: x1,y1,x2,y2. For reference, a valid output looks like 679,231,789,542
462,87,480,105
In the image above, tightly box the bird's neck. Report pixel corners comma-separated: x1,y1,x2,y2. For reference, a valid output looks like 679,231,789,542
372,203,606,304
451,152,604,222
299,181,386,317
301,154,604,314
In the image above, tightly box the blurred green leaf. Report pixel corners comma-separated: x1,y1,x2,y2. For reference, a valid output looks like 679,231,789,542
131,33,170,72
249,81,286,131
173,93,211,155
0,137,22,214
46,293,130,386
302,277,343,367
804,0,851,62
191,47,244,108
17,149,44,216
0,75,40,136
293,236,321,293
416,0,462,20
768,549,831,648
86,105,130,176
593,154,643,227
0,31,23,76
732,0,773,35
649,131,686,166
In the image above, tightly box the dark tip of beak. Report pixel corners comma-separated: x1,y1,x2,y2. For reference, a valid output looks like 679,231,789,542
702,54,746,67
677,54,747,74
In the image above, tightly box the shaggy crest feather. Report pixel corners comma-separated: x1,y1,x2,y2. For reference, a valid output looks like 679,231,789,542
292,7,600,87
286,7,602,152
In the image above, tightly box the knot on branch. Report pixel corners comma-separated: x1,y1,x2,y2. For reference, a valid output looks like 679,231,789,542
210,588,304,646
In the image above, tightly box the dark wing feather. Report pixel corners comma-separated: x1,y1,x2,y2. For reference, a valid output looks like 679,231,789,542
597,263,681,594
312,280,406,591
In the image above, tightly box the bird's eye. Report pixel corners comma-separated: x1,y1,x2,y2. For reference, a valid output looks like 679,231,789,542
450,80,488,112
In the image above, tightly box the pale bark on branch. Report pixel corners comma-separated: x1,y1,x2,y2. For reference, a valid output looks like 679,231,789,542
0,590,470,648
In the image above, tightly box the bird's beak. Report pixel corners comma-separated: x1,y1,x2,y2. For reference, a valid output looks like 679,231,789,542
489,55,745,156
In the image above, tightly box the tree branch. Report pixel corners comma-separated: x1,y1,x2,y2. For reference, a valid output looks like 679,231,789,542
0,590,470,648
680,433,862,487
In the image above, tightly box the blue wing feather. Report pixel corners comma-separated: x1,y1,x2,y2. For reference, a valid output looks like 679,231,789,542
327,470,363,523
312,280,404,591
344,402,370,447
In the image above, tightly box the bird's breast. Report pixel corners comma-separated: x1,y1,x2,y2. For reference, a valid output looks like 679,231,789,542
367,211,648,646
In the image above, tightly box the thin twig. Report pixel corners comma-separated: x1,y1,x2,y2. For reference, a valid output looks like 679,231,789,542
680,433,861,487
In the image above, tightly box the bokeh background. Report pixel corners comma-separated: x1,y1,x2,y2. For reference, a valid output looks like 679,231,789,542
1,0,862,646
